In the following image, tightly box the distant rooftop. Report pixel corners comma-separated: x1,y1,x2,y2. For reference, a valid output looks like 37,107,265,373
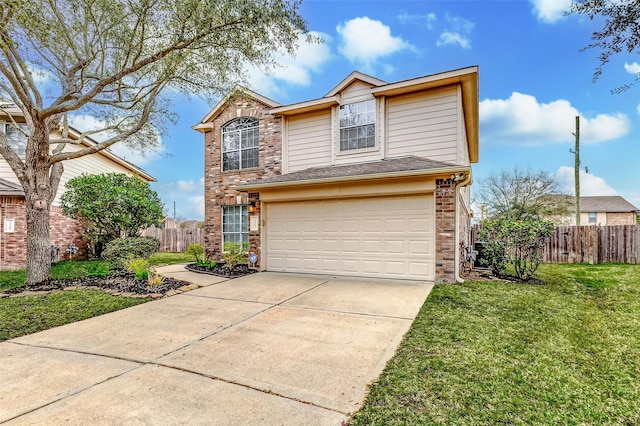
580,196,638,212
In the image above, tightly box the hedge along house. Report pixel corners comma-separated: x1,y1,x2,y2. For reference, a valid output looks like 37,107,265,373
0,104,155,270
195,66,479,283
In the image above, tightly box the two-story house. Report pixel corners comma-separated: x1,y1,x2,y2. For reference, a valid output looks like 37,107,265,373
194,66,479,283
0,105,155,269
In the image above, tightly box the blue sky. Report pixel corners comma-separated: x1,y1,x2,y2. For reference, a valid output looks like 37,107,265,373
118,0,640,220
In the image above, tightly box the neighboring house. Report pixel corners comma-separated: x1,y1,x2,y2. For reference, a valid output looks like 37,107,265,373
579,196,639,226
0,106,155,270
194,67,479,283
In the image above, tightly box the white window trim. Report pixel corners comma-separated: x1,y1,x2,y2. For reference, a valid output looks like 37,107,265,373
338,99,376,152
221,118,259,172
222,205,249,249
0,122,28,157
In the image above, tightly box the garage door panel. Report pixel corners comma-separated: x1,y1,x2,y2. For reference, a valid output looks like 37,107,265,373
266,194,435,280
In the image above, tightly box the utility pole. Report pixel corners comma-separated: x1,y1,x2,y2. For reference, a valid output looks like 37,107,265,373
570,116,580,226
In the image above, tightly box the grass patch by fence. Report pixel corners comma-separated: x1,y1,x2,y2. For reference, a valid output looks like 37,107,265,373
350,263,640,425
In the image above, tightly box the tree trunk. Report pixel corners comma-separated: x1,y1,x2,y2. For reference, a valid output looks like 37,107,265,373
25,199,51,284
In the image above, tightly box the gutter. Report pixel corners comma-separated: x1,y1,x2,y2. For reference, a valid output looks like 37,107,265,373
454,171,472,283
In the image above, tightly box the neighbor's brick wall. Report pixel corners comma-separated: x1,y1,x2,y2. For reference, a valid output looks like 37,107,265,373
606,212,636,226
203,96,282,264
435,178,457,284
0,199,86,270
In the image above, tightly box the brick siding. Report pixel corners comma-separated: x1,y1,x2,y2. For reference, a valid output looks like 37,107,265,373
202,96,282,264
1,198,86,270
435,178,457,283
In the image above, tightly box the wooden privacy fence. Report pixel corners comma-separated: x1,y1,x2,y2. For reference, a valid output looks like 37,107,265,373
543,225,640,264
140,228,204,253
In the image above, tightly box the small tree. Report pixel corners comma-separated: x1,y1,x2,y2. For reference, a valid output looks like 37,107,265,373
475,167,572,221
61,173,163,255
478,217,554,281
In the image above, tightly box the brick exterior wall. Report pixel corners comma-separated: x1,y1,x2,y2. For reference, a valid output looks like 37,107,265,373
202,96,282,264
435,178,457,284
0,198,86,270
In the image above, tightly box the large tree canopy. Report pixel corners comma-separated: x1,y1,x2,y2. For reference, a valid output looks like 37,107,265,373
0,0,309,283
570,0,640,92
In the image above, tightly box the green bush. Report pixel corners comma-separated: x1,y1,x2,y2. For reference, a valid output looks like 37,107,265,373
477,217,554,281
187,243,205,264
126,258,150,280
102,236,160,268
222,241,248,270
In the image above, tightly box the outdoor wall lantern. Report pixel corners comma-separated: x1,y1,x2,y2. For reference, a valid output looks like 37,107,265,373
248,201,257,213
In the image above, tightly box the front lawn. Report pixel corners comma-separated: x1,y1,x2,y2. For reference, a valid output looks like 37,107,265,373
0,253,192,341
350,263,640,425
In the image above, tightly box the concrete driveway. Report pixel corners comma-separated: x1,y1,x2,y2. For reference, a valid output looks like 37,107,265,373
0,267,433,425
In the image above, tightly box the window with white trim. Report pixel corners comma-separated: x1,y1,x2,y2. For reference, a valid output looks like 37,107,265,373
222,205,248,246
1,122,28,156
588,212,597,224
339,99,375,151
222,118,259,171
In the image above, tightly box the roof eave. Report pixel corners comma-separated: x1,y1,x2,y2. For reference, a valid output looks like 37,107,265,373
234,165,471,191
270,96,339,116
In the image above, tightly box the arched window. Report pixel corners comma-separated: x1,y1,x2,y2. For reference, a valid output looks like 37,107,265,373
222,118,259,171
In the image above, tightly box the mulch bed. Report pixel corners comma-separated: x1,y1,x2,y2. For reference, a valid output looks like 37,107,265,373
184,263,258,278
2,264,258,298
3,270,191,297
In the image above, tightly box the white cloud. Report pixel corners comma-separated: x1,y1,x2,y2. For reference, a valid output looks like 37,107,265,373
336,17,411,69
555,166,619,196
67,114,165,166
624,62,640,74
480,92,631,145
397,12,438,29
437,32,471,49
157,178,205,220
247,31,332,98
435,14,474,49
530,0,572,23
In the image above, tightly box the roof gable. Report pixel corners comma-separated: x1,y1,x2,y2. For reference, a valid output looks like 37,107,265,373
0,177,24,196
324,71,387,97
194,85,281,131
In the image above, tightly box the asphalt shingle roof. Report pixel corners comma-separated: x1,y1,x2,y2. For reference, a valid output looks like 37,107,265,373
0,178,24,196
580,196,638,212
241,156,461,187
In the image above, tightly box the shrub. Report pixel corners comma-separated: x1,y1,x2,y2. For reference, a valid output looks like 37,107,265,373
102,236,160,268
477,217,554,281
222,241,248,270
126,258,150,280
187,243,205,264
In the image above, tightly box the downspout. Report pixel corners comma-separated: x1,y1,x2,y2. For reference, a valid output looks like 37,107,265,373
454,172,472,283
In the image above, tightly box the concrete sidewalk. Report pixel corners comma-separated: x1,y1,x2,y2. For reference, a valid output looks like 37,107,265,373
0,267,433,425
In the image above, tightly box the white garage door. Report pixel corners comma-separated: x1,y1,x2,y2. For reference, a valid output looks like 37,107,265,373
265,194,435,280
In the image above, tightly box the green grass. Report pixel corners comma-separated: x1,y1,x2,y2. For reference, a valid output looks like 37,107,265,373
350,263,640,425
0,291,147,341
0,252,191,341
0,252,192,291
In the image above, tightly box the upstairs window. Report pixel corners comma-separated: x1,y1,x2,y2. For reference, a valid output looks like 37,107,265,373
339,99,375,151
1,122,28,156
222,118,259,171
